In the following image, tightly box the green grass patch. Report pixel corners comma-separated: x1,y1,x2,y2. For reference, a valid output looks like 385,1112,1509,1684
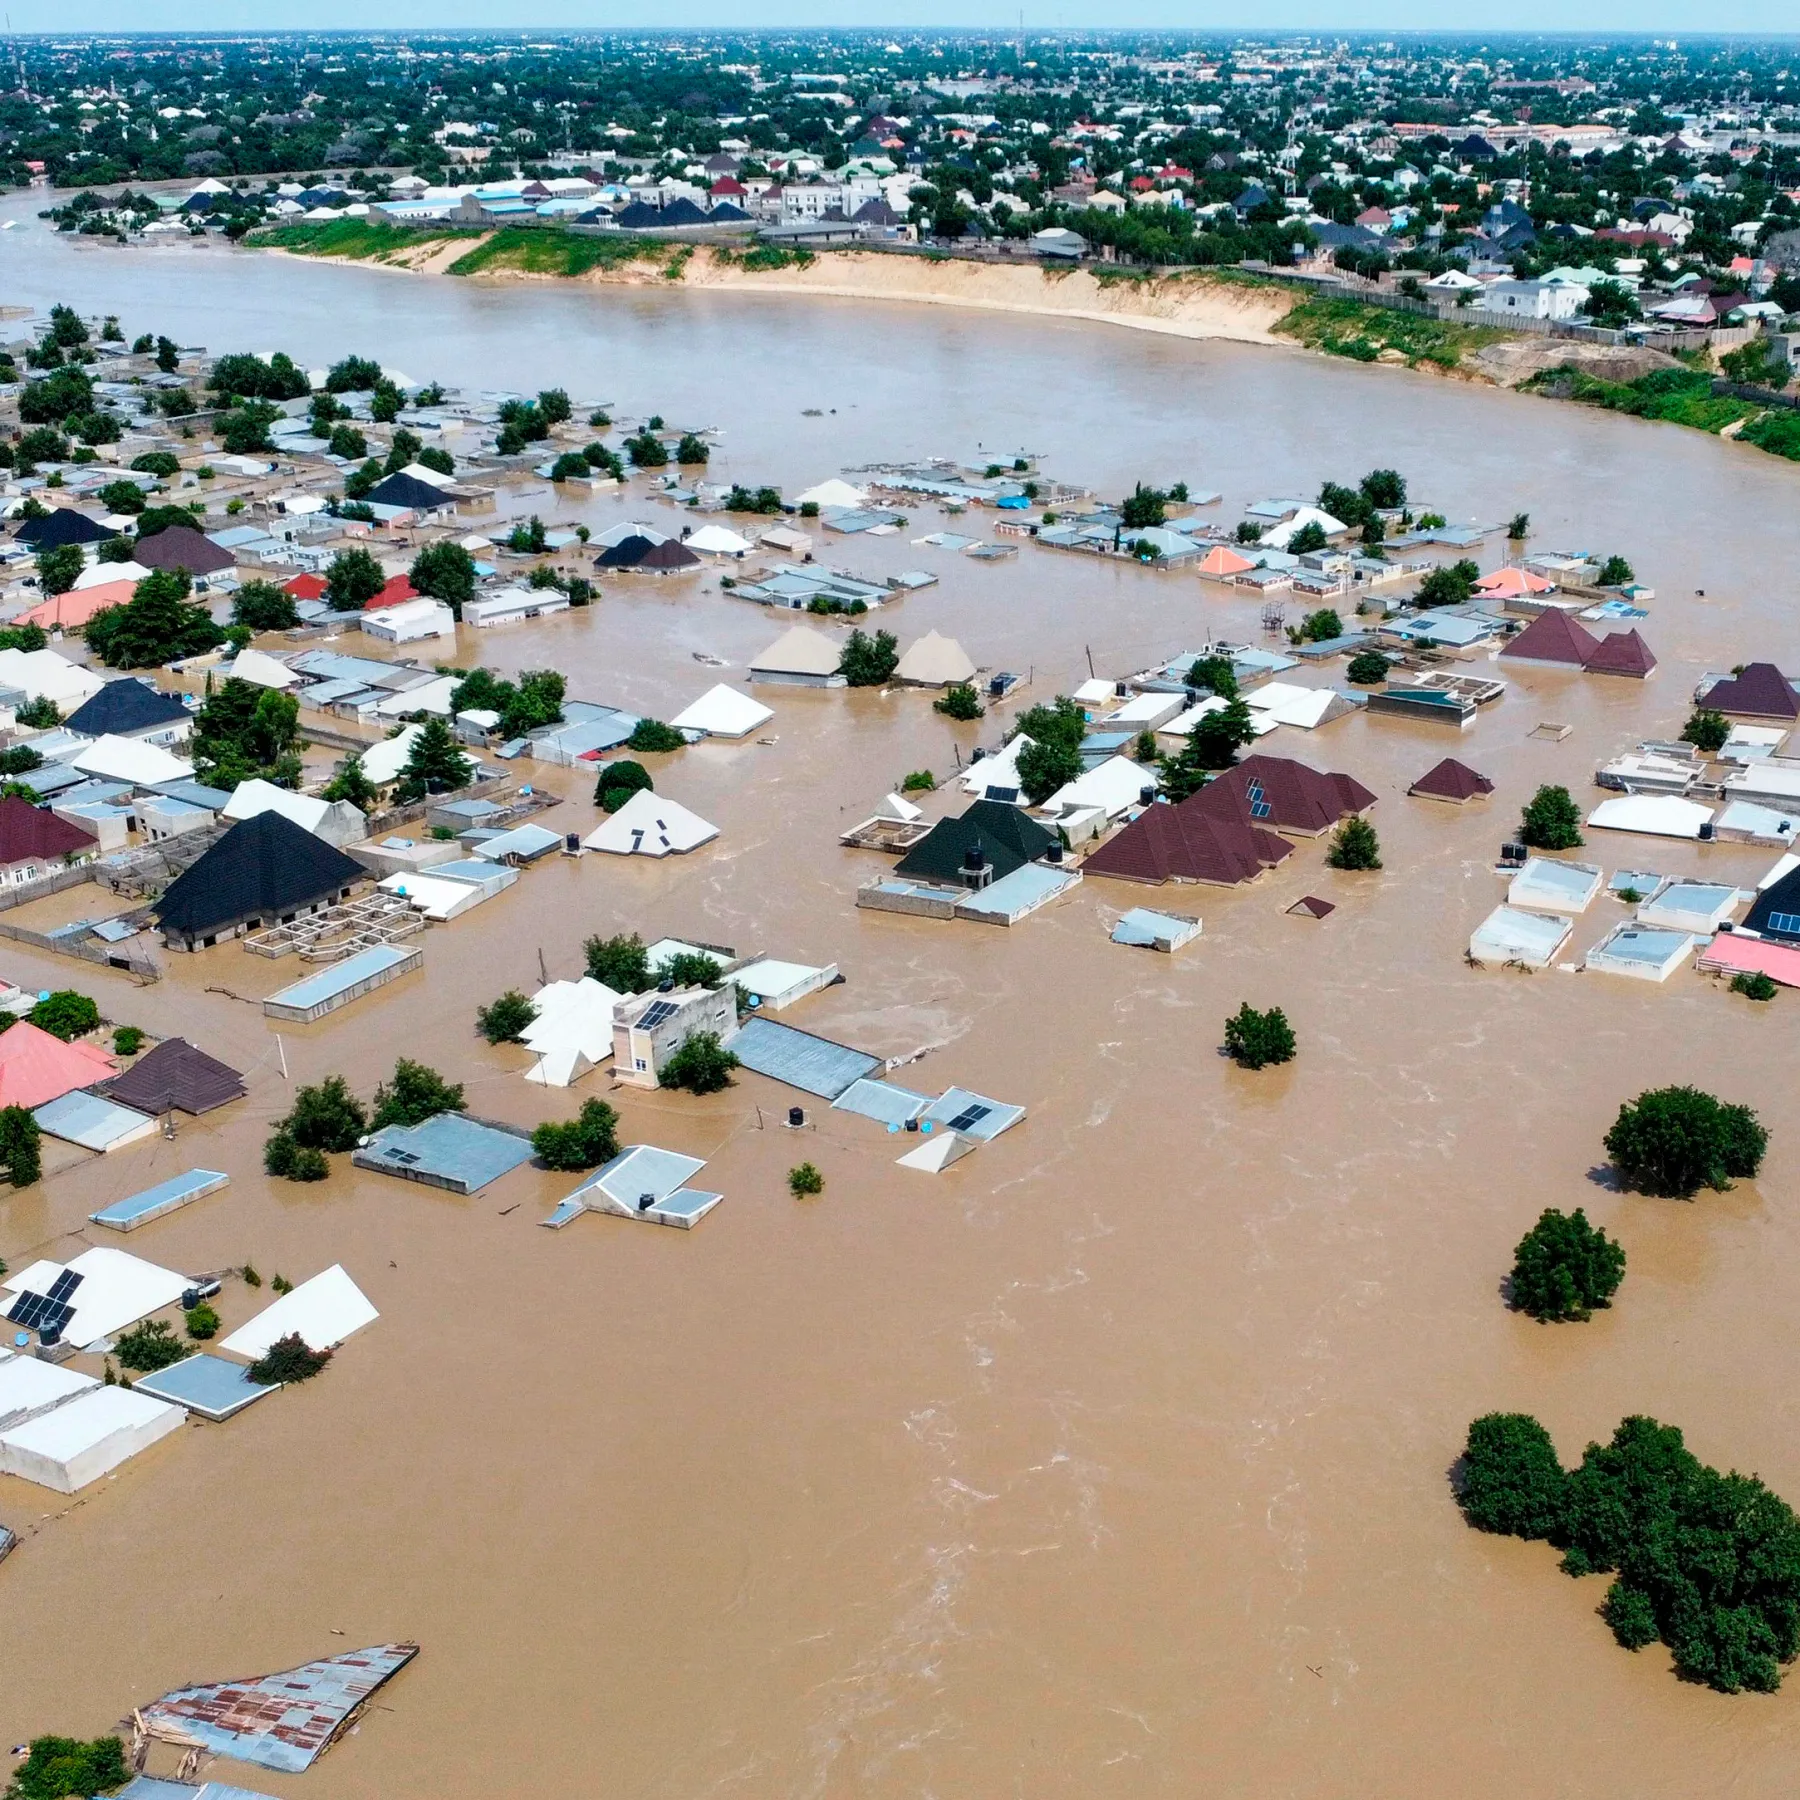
1273,294,1504,370
1737,408,1800,462
248,219,478,263
1522,364,1761,435
444,228,663,278
714,243,817,272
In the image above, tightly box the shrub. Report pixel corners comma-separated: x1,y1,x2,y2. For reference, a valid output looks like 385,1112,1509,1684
1680,707,1730,754
477,990,537,1044
838,627,900,686
900,769,936,793
6,1735,131,1800
0,1104,41,1187
247,1332,333,1385
371,1058,464,1129
659,1030,739,1095
185,1301,220,1340
1731,971,1778,1002
550,451,590,481
788,1161,824,1197
1519,784,1583,851
1346,649,1389,685
14,696,56,731
323,546,385,612
585,932,650,993
112,1025,144,1057
531,1097,622,1171
263,1132,329,1181
1326,817,1381,870
1186,654,1238,699
1604,1086,1767,1198
675,433,710,464
1597,554,1635,588
28,990,98,1041
1510,1208,1626,1321
115,1317,186,1372
935,683,985,720
627,717,685,753
1298,607,1343,642
595,758,652,811
1222,1003,1297,1069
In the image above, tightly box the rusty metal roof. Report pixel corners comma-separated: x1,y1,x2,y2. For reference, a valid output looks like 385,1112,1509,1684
139,1643,418,1773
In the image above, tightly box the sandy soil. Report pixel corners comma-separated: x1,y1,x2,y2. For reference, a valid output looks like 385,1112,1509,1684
1469,336,1687,389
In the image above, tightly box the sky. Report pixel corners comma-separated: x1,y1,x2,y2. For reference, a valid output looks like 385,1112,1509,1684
12,1,1800,34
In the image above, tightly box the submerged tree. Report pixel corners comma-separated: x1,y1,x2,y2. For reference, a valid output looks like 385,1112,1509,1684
584,932,651,993
1604,1086,1767,1198
1222,1003,1297,1070
1519,784,1583,851
477,990,538,1045
371,1058,465,1130
531,1097,622,1171
659,1030,739,1095
838,627,900,687
1327,817,1382,870
1509,1208,1627,1321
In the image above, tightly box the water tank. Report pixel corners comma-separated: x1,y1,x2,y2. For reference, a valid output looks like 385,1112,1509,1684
1139,786,1157,806
788,1106,805,1128
1045,842,1064,864
1698,822,1716,841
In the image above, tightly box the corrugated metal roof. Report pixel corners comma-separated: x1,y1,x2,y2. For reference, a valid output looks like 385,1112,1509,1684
731,1017,880,1100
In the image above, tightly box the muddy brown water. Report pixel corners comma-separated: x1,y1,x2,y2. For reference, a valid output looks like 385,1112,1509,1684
0,212,1799,1797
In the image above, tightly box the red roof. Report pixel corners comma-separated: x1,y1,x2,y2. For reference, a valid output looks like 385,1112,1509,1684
0,1020,116,1110
363,574,418,611
1189,754,1376,836
1082,798,1291,887
1585,628,1657,679
284,573,328,600
1409,757,1494,802
1500,609,1601,669
0,795,98,867
1699,662,1799,721
710,176,747,196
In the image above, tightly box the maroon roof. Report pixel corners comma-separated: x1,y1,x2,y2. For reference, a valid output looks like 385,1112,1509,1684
1189,753,1376,836
1288,895,1336,919
1082,799,1291,887
101,1035,246,1115
1499,608,1601,669
0,796,97,866
134,524,235,576
1585,628,1657,679
636,538,702,572
1701,662,1799,721
1409,757,1495,802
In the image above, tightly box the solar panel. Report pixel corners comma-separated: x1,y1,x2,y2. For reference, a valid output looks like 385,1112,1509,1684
637,999,679,1030
946,1104,993,1133
6,1292,74,1336
46,1269,82,1304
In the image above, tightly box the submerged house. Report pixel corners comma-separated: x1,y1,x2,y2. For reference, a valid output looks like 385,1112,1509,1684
1500,610,1656,678
892,799,1058,886
612,984,738,1088
0,796,98,886
1082,798,1292,887
1190,754,1376,836
1696,662,1800,723
63,678,193,748
155,811,365,950
749,624,847,688
1408,758,1494,803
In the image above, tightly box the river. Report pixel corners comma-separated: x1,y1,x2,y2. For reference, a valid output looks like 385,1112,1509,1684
1,202,1799,1799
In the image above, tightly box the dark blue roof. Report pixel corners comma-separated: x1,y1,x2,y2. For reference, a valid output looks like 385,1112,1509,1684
65,677,189,738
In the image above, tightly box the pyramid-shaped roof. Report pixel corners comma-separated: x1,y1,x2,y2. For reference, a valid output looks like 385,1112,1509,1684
101,1036,246,1114
1197,544,1255,577
751,623,842,677
133,524,234,575
895,630,976,686
582,788,719,856
894,799,1057,884
1189,754,1376,835
14,508,113,548
1701,662,1799,721
155,810,364,939
1083,798,1291,886
64,677,190,739
1585,628,1657,679
1409,757,1495,802
363,471,453,511
0,795,97,864
0,1019,117,1111
1499,608,1601,669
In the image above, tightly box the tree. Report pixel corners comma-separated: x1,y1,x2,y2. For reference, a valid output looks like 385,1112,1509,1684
15,695,58,730
596,758,652,811
1360,467,1406,510
1597,554,1635,588
477,989,537,1044
264,1133,329,1181
34,542,83,597
1223,1003,1297,1069
1346,649,1389,685
1604,1086,1767,1199
551,451,590,482
185,1300,221,1340
0,1104,41,1187
1013,736,1079,806
1186,654,1238,699
1316,479,1370,529
1681,708,1730,754
531,1097,622,1171
838,627,900,686
675,433,710,464
322,755,377,812
1162,700,1255,798
627,718,685,753
659,1030,739,1094
662,951,723,988
1510,1208,1627,1321
506,515,548,554
247,1333,333,1385
585,932,650,993
625,431,668,467
85,568,223,670
372,1057,465,1129
788,1161,825,1197
192,678,303,789
116,1317,187,1372
1457,1412,1568,1538
284,1074,367,1151
1507,512,1531,541
1580,278,1641,327
96,478,145,515
1519,784,1583,851
1731,971,1779,1003
1327,816,1381,870
329,422,368,460
1288,520,1328,555
536,385,572,424
1119,482,1167,529
28,990,98,1040
231,579,300,633
935,683,984,720
6,1735,131,1800
1413,558,1481,609
327,353,383,392
394,717,472,801
1298,608,1342,642
409,540,477,615
324,546,386,612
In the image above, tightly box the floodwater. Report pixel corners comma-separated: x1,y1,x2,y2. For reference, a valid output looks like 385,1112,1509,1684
1,205,1800,1799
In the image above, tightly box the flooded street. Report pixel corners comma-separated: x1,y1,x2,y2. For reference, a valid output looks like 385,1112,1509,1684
2,210,1799,1797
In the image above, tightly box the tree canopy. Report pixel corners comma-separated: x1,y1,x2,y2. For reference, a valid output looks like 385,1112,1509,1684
1223,1002,1296,1069
410,539,478,615
1519,784,1583,851
1604,1086,1767,1198
1509,1207,1626,1321
192,677,303,789
838,627,900,687
85,569,224,669
585,932,651,993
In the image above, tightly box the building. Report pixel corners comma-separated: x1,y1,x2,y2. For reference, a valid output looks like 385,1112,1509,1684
892,800,1059,886
611,984,738,1088
1082,798,1292,886
155,810,366,951
1478,279,1589,320
749,624,847,688
1744,865,1800,943
0,796,98,886
62,679,193,748
1697,662,1799,722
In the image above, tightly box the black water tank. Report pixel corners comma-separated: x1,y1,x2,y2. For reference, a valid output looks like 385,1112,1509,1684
964,843,988,871
788,1106,805,1128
